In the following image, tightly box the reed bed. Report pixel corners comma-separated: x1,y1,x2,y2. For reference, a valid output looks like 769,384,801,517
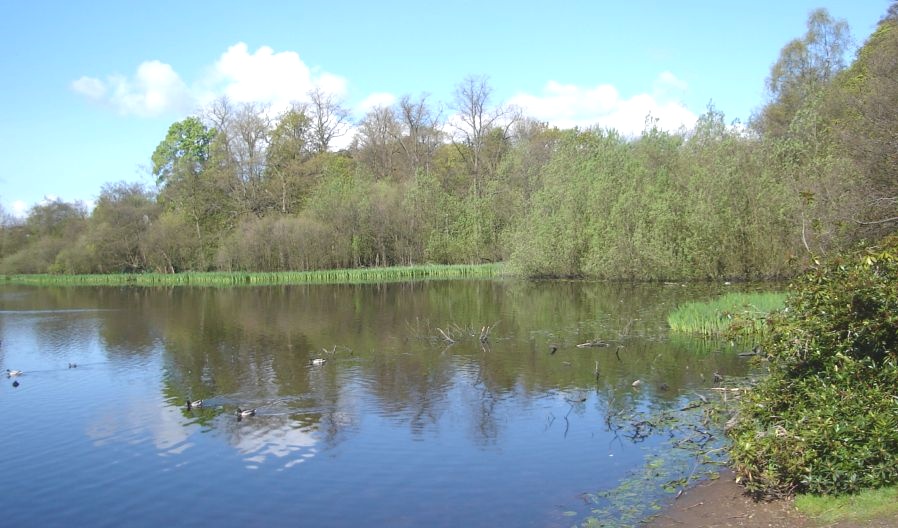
2,263,504,287
667,291,787,337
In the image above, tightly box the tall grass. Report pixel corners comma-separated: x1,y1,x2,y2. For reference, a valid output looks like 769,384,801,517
2,263,504,287
667,291,787,337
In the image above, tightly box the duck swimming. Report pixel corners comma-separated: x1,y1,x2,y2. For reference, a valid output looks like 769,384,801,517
186,399,203,411
6,369,23,378
236,407,256,419
310,358,327,366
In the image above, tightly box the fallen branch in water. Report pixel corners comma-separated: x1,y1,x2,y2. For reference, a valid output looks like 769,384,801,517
436,328,456,344
577,339,609,348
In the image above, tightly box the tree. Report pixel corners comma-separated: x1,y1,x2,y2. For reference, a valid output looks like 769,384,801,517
308,86,351,153
394,93,443,175
451,75,520,197
266,104,315,213
25,198,87,239
87,182,160,272
0,199,88,274
151,116,216,185
153,115,228,269
212,101,273,217
831,6,898,233
354,105,401,180
142,211,203,273
755,8,852,138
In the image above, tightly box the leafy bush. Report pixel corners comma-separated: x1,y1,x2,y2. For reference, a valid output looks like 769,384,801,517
728,236,898,496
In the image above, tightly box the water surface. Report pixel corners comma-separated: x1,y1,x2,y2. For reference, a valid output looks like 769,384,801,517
0,280,756,527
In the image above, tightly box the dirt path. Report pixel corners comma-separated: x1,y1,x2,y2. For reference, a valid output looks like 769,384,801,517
645,472,898,528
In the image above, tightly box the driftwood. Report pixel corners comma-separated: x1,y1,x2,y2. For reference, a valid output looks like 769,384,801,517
435,322,498,345
576,339,609,348
436,328,456,344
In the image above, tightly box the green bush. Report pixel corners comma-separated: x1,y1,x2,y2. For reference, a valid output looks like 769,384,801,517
728,236,898,496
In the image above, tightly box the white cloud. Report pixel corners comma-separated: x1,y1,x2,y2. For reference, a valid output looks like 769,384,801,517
202,42,342,110
357,92,396,113
71,60,193,117
71,76,107,99
72,43,349,119
11,200,27,218
655,71,688,94
507,73,697,136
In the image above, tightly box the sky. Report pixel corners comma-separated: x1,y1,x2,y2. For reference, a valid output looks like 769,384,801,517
0,0,890,218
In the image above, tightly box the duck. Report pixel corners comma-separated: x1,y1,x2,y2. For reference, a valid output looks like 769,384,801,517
6,369,23,378
12,380,19,388
186,399,203,411
310,358,327,366
236,407,256,419
68,363,77,369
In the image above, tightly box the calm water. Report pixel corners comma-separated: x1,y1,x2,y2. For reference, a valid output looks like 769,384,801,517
0,280,756,527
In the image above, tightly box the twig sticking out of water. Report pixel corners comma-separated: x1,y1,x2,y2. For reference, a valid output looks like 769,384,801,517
436,328,456,344
675,462,701,500
479,321,499,343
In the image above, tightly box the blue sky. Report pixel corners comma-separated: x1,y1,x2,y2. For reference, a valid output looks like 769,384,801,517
0,1,889,217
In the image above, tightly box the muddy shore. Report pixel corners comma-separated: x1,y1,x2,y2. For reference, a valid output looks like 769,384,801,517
645,471,898,528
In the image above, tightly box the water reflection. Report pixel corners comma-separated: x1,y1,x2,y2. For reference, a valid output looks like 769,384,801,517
0,280,763,527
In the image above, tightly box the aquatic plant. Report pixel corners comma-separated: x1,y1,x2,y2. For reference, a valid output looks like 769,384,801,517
667,292,787,337
1,263,503,287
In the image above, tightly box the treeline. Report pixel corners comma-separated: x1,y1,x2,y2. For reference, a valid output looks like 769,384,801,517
2,6,896,280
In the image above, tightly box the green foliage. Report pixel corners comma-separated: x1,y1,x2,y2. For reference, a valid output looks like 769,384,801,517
509,115,799,280
141,212,202,273
215,215,337,272
756,8,852,138
728,236,898,496
667,292,787,337
151,116,215,184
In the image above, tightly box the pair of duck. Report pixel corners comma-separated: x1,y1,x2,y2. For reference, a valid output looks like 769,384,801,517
185,399,256,419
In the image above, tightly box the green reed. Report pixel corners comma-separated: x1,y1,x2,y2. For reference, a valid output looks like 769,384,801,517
667,291,787,337
2,263,504,287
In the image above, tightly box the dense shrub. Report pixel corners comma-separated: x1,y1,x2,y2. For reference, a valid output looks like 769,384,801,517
729,235,898,496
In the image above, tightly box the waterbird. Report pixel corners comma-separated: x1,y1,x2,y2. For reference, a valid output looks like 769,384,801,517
6,369,23,378
549,344,558,355
236,407,256,419
631,379,642,388
310,358,327,366
12,380,19,388
186,399,203,411
68,363,77,369
713,371,724,383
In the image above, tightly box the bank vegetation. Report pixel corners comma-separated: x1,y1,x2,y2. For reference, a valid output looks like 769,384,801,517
2,5,897,284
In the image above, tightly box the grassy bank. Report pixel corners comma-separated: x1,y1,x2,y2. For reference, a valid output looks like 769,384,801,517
1,263,504,287
667,292,787,337
796,485,898,525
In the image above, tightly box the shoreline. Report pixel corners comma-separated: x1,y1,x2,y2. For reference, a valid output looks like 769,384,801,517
645,470,807,528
